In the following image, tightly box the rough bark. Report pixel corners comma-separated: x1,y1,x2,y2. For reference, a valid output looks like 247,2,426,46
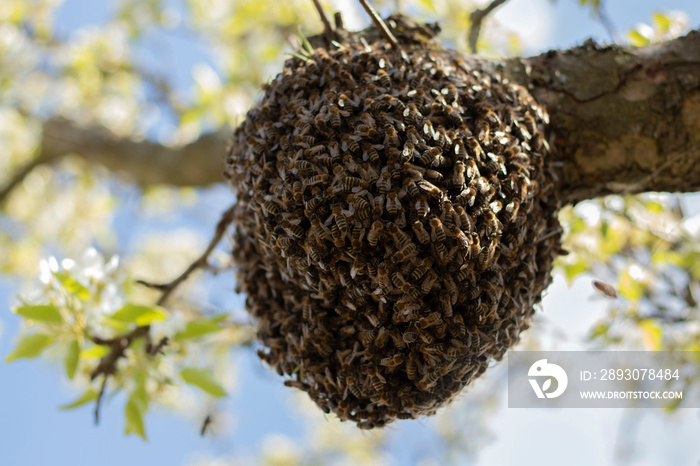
39,118,230,187
18,29,700,204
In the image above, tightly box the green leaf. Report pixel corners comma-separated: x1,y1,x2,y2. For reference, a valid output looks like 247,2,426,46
618,270,643,302
639,319,662,350
64,339,81,379
125,387,148,440
173,315,228,341
588,322,610,341
180,367,228,398
60,388,98,410
14,304,63,324
111,303,168,325
80,344,110,359
6,334,54,362
562,260,588,285
297,26,313,56
53,272,90,301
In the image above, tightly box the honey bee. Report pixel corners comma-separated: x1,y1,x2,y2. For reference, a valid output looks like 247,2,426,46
376,171,391,194
377,262,392,289
277,237,295,248
310,216,331,242
284,221,305,240
451,314,466,337
330,224,344,247
417,180,442,199
415,196,430,218
402,331,417,344
387,223,410,249
386,191,401,215
478,237,498,270
411,257,432,280
372,377,385,393
439,292,453,317
375,327,390,347
347,194,369,220
403,102,422,126
331,203,349,234
336,176,368,194
406,357,417,380
372,194,384,217
397,243,417,260
367,220,383,247
523,113,537,134
421,270,437,294
444,274,458,304
410,220,430,245
262,200,280,216
384,125,399,146
391,271,407,288
291,181,304,202
348,383,362,399
401,142,415,162
418,312,441,329
428,217,446,242
363,142,381,164
380,354,404,367
451,161,466,190
377,69,391,87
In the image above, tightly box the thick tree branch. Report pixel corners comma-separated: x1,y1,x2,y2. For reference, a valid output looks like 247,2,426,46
40,118,229,187
24,25,700,205
502,30,700,203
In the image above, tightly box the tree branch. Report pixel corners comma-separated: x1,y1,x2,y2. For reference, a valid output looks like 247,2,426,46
502,29,700,203
19,25,700,206
40,118,229,188
468,0,509,54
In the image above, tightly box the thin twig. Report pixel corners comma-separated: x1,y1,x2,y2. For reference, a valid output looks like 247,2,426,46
137,203,236,306
358,0,399,48
88,204,237,425
200,414,213,436
468,0,509,54
595,2,617,43
94,374,108,425
311,0,334,39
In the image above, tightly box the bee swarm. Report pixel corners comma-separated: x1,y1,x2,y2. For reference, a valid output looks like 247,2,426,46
225,20,562,429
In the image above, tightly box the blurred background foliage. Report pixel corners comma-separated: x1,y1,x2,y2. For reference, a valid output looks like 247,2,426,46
0,0,698,464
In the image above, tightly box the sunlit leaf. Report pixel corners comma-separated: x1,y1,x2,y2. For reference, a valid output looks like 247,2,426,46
180,367,227,398
639,319,662,350
6,334,54,362
64,339,81,380
59,388,98,410
589,322,610,341
53,272,90,301
562,261,588,285
125,387,148,440
111,303,168,325
14,305,63,324
173,315,229,341
618,270,643,302
80,344,111,359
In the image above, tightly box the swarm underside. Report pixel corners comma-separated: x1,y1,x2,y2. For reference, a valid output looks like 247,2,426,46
225,39,562,428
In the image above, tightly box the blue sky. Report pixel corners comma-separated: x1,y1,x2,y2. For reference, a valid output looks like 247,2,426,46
2,1,700,465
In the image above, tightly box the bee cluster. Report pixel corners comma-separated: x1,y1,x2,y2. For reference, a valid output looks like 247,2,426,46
225,33,562,428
